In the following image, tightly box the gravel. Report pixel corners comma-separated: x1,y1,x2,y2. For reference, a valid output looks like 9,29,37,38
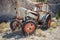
0,21,60,40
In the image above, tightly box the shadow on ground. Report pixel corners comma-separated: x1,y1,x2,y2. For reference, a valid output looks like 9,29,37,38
2,31,26,39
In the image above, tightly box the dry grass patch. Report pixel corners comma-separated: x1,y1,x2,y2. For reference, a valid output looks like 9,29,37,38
0,22,10,33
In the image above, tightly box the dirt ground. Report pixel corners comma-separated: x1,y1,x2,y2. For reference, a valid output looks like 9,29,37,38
0,19,60,40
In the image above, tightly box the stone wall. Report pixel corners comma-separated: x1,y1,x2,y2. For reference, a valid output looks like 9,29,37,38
0,0,16,16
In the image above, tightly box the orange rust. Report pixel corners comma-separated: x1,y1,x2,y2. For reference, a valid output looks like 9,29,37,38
24,23,35,34
48,19,51,27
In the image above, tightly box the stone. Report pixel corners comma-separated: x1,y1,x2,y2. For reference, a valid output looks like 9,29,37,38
35,29,46,37
51,22,58,28
10,38,15,40
51,17,57,22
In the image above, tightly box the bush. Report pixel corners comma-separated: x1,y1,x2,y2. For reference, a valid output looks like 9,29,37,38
38,0,45,2
56,12,60,19
38,0,48,2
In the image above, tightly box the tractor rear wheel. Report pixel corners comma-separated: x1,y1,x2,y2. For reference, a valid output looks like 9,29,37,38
41,15,51,30
22,20,37,35
10,20,21,32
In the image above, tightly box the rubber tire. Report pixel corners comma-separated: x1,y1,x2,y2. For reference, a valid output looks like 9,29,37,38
41,15,51,30
22,20,37,35
10,20,21,32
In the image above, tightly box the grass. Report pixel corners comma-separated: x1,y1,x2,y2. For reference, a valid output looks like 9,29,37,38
0,22,10,33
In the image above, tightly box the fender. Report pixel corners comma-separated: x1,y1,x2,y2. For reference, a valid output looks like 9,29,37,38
42,14,50,23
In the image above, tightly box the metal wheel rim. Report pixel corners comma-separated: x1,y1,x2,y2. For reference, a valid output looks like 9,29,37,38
24,22,35,34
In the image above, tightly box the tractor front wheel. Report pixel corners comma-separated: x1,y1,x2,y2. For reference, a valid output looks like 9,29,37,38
22,20,37,35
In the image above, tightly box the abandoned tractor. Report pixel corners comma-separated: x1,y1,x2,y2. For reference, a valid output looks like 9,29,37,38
10,3,51,35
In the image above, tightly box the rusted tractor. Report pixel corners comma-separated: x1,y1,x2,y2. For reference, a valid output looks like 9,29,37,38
10,3,51,35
